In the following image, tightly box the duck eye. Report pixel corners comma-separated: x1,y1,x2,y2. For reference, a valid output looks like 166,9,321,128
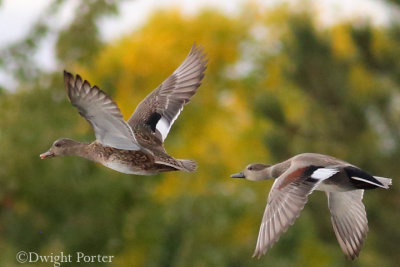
55,143,61,148
248,166,253,171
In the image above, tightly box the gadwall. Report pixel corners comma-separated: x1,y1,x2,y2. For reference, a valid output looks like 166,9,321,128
40,44,207,175
231,153,392,260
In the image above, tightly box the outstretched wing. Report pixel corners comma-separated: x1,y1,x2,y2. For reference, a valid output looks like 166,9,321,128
253,166,339,258
327,190,368,260
127,44,207,142
64,71,141,151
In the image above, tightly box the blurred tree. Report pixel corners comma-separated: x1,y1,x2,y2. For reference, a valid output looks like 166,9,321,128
0,0,120,88
1,1,400,267
244,6,400,265
56,0,119,66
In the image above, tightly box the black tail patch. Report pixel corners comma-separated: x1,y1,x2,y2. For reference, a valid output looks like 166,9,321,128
344,166,383,189
146,112,162,132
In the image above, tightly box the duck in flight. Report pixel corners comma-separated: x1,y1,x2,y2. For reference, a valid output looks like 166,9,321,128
40,44,207,175
231,153,392,260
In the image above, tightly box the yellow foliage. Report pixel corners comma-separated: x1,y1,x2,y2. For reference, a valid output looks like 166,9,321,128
263,60,285,90
349,63,376,99
114,247,146,267
230,216,258,245
279,85,308,124
331,25,357,60
2,1,400,265
82,9,269,204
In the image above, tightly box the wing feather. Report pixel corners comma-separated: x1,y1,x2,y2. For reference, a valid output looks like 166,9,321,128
327,190,368,260
253,167,326,258
127,44,207,142
64,71,141,151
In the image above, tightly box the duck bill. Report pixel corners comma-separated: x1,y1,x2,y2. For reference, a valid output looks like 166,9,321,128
40,151,55,159
230,172,245,178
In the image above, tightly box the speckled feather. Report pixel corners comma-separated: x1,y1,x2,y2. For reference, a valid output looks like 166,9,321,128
42,45,206,175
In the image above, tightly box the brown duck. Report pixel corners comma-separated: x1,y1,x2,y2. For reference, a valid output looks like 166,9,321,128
40,44,207,175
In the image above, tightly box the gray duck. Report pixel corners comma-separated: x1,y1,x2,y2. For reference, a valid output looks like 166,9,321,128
231,153,392,260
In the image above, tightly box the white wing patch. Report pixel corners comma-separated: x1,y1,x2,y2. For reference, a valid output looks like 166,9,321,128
311,168,340,180
155,107,183,141
156,118,170,141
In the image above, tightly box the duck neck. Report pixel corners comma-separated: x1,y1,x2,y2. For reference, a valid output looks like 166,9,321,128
269,160,291,178
252,163,288,181
63,141,91,159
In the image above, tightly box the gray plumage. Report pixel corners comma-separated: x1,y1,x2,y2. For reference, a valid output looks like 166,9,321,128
231,153,392,260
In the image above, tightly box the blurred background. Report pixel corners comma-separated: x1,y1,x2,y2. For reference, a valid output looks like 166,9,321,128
1,0,400,266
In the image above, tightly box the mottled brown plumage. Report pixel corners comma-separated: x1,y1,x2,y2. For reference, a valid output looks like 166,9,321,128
87,141,177,174
40,44,207,175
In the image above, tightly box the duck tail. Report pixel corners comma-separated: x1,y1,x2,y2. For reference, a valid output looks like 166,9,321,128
373,176,392,189
178,159,197,172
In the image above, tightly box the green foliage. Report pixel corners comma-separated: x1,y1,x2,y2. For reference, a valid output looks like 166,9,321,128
56,0,119,66
1,1,400,266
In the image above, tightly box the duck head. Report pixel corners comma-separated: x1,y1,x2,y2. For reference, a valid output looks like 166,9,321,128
40,138,81,159
231,163,272,181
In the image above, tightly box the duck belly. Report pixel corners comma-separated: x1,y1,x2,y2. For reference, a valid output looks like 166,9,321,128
103,161,156,175
315,177,355,192
315,183,349,192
